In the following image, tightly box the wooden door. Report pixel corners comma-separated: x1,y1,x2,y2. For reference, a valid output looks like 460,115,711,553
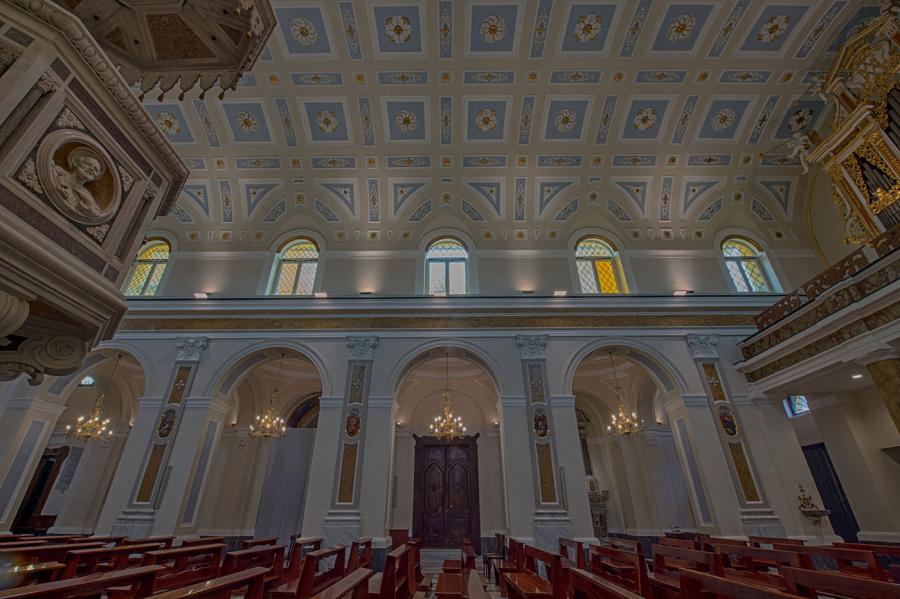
413,435,480,553
12,446,69,534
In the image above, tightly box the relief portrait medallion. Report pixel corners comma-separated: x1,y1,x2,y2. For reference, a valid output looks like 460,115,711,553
36,130,121,225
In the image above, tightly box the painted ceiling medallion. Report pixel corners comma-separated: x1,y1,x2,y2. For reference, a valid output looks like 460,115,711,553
555,108,578,132
712,108,736,131
788,107,813,132
235,110,259,133
475,108,499,132
667,14,696,42
480,14,508,43
155,112,182,136
574,13,602,43
757,14,790,43
632,107,657,131
386,14,413,44
291,17,318,45
395,109,418,133
316,110,340,133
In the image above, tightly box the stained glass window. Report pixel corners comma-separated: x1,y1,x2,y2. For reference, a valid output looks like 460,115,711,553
784,395,810,417
722,238,773,293
426,238,467,295
575,237,621,294
79,376,95,386
124,240,169,296
271,239,319,295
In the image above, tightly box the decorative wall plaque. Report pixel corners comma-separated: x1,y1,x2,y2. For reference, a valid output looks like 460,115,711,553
345,407,361,438
533,407,549,438
157,408,176,438
718,404,738,437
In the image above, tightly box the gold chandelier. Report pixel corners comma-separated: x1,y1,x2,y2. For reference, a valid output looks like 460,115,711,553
250,352,287,440
66,354,120,442
430,352,466,440
605,350,644,437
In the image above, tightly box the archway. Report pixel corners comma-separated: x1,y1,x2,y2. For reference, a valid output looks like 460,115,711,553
195,348,323,544
390,347,504,553
20,350,143,534
572,347,696,539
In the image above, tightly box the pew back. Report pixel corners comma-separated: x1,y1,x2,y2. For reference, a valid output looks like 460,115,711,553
241,537,278,550
0,565,165,599
146,566,269,599
569,568,645,599
285,537,323,583
587,545,648,596
559,538,585,569
658,538,695,550
373,544,410,599
222,544,285,588
608,539,641,555
296,546,347,598
178,537,224,548
681,570,799,599
749,536,805,548
62,542,162,579
313,568,373,599
0,542,105,564
142,543,224,592
781,566,900,598
774,544,887,580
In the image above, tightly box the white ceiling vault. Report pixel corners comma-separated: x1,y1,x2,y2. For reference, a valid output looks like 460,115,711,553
141,0,882,250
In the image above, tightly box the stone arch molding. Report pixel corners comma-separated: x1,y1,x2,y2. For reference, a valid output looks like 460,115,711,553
199,339,333,401
385,338,507,401
563,337,690,401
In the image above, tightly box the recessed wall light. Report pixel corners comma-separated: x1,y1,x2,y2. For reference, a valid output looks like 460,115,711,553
193,292,208,299
521,290,534,295
851,373,864,380
314,292,328,298
553,290,568,297
673,290,693,296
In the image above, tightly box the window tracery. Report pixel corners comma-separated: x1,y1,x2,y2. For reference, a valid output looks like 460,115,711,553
575,237,623,294
721,238,773,293
124,240,169,296
270,238,319,296
426,238,467,295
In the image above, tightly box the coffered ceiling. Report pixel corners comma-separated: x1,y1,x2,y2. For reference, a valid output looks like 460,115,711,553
140,0,882,250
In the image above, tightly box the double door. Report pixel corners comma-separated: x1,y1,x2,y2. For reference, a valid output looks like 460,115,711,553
412,435,480,553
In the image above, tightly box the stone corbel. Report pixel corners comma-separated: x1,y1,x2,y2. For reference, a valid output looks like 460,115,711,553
516,335,548,359
0,289,29,339
686,334,719,360
346,336,378,360
0,335,88,385
175,337,208,362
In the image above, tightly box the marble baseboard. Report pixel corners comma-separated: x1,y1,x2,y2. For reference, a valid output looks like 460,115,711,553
321,511,361,551
111,508,155,538
533,510,571,553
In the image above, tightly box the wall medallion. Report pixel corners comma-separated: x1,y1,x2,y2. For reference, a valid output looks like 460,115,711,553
157,408,177,438
36,130,121,225
345,407,361,438
717,404,738,437
533,407,549,438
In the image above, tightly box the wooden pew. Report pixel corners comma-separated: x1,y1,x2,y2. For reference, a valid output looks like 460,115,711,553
657,538,694,550
140,543,225,593
270,545,346,599
222,544,285,590
774,543,887,581
389,530,409,550
284,537,323,583
559,538,585,569
0,564,165,598
0,562,65,588
781,565,900,598
241,537,278,549
713,545,810,590
83,535,126,545
61,542,162,579
496,538,524,595
146,566,269,599
435,573,462,599
0,542,105,564
122,537,175,550
834,541,900,570
348,537,373,572
569,568,644,599
466,569,489,599
0,536,34,543
608,539,642,555
681,570,799,599
483,533,506,584
503,543,564,599
700,537,747,552
587,546,648,597
406,538,429,591
310,568,373,599
442,539,476,574
178,537,225,548
749,536,805,549
367,544,410,599
648,544,721,599
0,542,47,550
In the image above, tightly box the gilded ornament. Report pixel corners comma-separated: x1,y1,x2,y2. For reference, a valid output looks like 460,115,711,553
480,14,507,43
756,14,790,43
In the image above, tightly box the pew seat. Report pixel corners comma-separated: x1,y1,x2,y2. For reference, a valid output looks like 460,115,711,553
0,542,105,564
312,568,373,599
503,543,564,599
270,545,346,599
139,543,225,593
0,562,64,589
569,568,643,599
368,544,410,599
681,570,798,599
648,544,721,599
241,537,278,550
285,537,323,583
587,545,648,596
0,564,165,599
147,566,269,599
714,545,809,590
559,538,585,569
222,544,285,589
782,565,900,598
774,544,887,580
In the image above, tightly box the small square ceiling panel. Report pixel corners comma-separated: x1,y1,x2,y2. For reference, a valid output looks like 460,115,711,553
697,98,752,140
543,98,591,141
384,99,429,142
773,99,825,139
621,99,671,141
300,100,351,143
372,5,424,54
222,102,272,144
275,6,333,56
466,99,510,142
469,3,520,54
651,3,716,53
146,104,194,144
560,3,618,53
740,4,810,52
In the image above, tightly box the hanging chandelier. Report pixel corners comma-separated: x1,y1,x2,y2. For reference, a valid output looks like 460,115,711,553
250,352,287,440
66,354,120,442
430,351,466,440
605,350,644,438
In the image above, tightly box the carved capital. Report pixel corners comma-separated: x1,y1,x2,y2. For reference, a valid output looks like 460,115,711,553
516,335,548,360
346,336,378,360
0,335,88,385
0,289,29,338
686,334,719,359
175,337,208,362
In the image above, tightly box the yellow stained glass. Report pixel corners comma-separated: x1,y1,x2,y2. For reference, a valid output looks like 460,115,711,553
276,262,299,295
138,242,169,261
595,260,619,294
722,239,756,258
282,240,318,260
742,260,770,292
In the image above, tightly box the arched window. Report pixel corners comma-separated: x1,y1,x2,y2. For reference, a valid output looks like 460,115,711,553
270,238,319,295
124,240,169,296
784,395,810,417
426,238,467,295
575,237,623,294
721,238,772,293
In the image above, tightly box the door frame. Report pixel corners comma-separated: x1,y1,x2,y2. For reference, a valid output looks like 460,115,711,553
412,434,481,554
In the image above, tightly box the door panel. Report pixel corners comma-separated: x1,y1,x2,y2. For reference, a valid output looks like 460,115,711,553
445,446,471,548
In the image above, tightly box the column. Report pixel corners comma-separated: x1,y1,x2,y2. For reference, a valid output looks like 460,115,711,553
686,335,784,537
548,395,594,541
863,357,900,434
0,385,65,533
498,395,534,539
299,396,344,537
102,337,208,537
515,336,571,550
321,337,378,548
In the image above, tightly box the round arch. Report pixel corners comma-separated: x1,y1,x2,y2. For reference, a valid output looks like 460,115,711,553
200,339,332,400
54,343,153,399
564,338,689,400
387,338,505,400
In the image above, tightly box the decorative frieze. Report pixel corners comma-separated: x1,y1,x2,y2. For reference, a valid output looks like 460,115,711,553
517,335,548,359
175,337,208,362
687,334,719,359
347,336,378,361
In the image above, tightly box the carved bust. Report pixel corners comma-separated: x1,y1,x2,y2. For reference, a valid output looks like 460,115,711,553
50,147,106,217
